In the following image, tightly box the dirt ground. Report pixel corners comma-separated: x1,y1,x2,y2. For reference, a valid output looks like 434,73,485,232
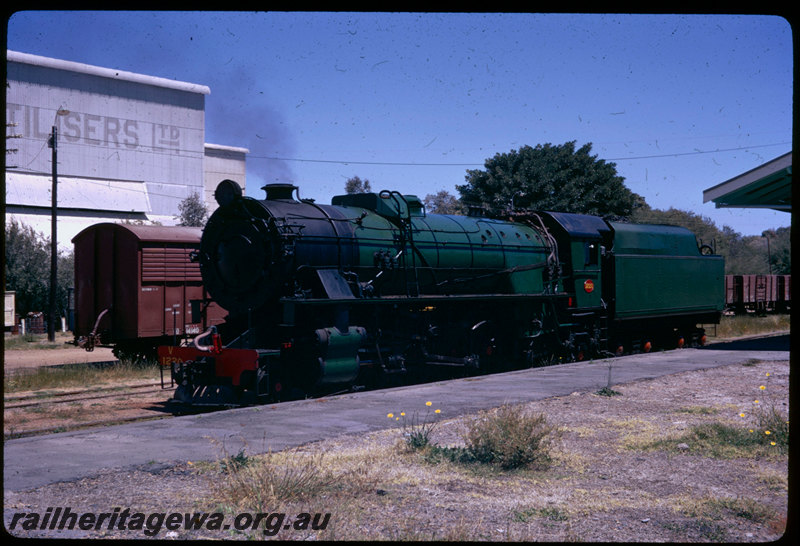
3,345,117,370
4,358,789,542
3,383,172,438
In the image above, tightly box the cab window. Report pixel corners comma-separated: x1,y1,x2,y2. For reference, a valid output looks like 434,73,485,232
584,241,599,266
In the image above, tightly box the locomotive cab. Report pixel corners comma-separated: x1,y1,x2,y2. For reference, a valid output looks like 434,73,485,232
538,212,611,310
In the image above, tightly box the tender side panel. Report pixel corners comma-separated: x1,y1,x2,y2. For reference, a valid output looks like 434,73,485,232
610,222,724,320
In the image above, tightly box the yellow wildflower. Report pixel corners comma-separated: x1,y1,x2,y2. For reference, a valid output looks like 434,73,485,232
426,401,432,406
771,441,776,446
766,372,771,377
435,409,441,414
387,413,394,418
765,430,771,435
759,385,766,390
400,412,405,416
739,413,746,418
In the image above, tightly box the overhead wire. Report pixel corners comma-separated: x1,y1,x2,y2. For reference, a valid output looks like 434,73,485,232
249,141,791,167
12,130,789,169
7,131,791,205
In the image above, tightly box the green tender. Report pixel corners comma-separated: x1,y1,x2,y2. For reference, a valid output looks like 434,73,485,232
609,222,724,319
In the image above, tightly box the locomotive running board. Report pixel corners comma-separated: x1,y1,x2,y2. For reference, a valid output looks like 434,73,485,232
280,292,571,305
423,354,480,368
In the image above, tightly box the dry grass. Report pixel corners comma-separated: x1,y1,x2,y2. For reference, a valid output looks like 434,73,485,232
4,360,160,393
210,448,378,512
713,314,790,339
3,332,74,350
192,360,788,541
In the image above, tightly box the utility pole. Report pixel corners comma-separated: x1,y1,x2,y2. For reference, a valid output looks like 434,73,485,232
46,109,70,342
47,125,58,342
763,234,772,275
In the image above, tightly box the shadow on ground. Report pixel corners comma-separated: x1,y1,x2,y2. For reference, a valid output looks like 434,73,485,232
702,333,790,352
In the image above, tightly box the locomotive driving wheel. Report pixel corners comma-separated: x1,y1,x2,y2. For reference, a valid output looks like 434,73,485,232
469,319,504,371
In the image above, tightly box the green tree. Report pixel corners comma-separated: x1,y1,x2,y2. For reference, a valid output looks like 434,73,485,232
344,176,372,194
763,227,791,275
423,190,464,215
720,228,769,275
176,192,208,227
457,141,645,218
4,219,74,318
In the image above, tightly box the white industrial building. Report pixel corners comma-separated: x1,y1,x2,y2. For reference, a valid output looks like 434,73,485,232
5,50,248,250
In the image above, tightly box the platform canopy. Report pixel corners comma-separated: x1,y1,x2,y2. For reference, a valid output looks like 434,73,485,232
703,151,792,212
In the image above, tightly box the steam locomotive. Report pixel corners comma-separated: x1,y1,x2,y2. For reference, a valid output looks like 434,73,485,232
159,180,725,405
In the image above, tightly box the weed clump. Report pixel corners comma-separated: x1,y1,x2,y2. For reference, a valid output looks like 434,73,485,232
388,401,441,451
386,402,560,471
752,404,789,451
596,386,622,397
462,404,560,470
218,448,251,474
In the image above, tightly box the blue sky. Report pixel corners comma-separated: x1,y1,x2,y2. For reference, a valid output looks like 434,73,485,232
7,11,793,235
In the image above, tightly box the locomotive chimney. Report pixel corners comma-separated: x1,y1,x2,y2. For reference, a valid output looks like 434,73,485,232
262,183,298,201
214,179,243,206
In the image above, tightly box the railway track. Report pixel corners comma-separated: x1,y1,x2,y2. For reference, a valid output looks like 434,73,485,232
3,379,180,440
4,382,166,409
4,329,789,440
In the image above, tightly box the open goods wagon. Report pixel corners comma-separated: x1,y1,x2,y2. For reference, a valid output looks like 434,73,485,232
725,274,791,314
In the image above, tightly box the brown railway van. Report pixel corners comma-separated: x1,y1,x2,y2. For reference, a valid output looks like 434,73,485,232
72,223,227,359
